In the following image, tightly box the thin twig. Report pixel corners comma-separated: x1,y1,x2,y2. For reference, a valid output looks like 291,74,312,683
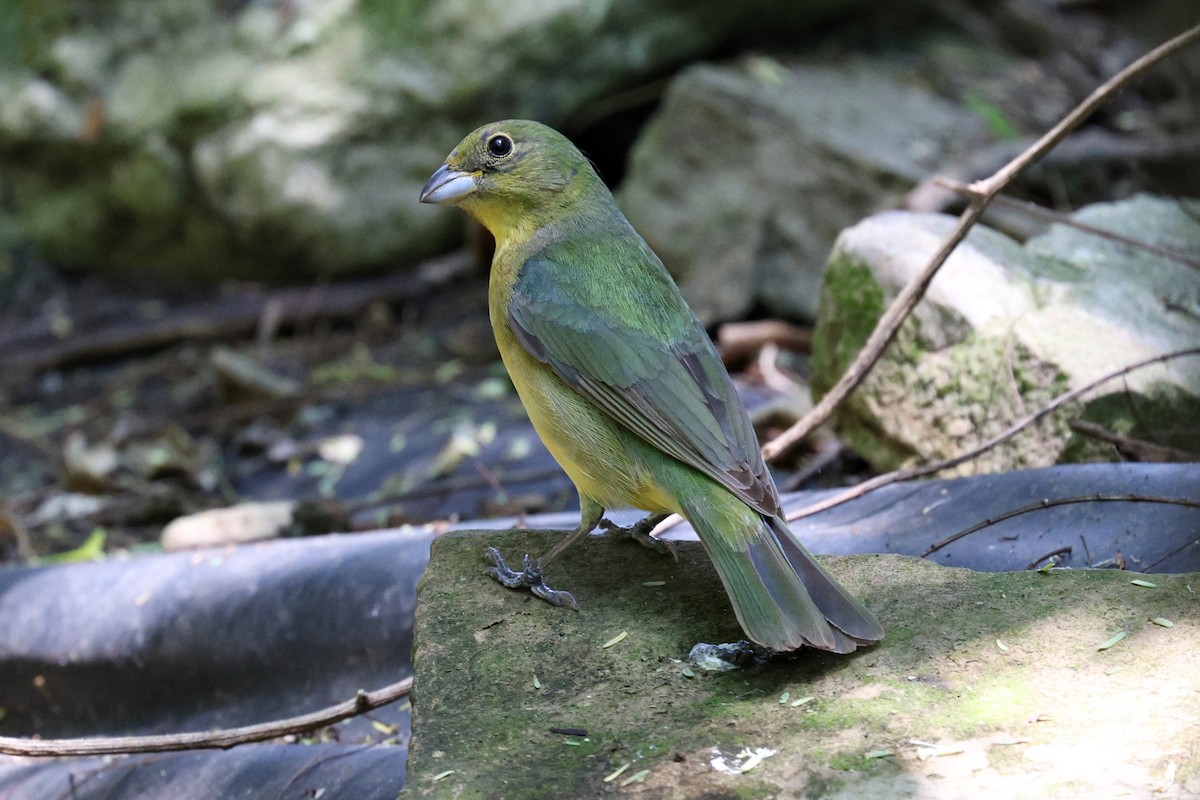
1026,546,1073,571
907,129,1200,214
761,23,1200,462
973,26,1200,197
761,202,986,461
1068,418,1195,462
0,253,470,375
919,494,1200,558
936,178,1200,270
781,439,846,492
1145,535,1200,572
784,347,1200,524
717,319,812,368
0,677,412,757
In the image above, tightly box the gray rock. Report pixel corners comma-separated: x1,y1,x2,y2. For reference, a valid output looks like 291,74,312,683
617,55,996,324
0,0,849,279
811,195,1200,472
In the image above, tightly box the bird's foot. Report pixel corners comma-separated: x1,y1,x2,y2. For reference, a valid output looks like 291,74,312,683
687,641,770,672
600,513,674,556
484,547,580,610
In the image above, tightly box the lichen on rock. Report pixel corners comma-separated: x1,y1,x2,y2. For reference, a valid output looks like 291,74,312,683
812,198,1200,473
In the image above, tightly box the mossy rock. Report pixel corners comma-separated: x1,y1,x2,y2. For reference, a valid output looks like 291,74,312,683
813,198,1200,473
409,529,1200,798
0,0,854,280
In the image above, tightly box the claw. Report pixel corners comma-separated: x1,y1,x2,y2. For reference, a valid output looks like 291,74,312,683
484,547,580,610
485,546,531,588
530,581,579,610
600,514,675,556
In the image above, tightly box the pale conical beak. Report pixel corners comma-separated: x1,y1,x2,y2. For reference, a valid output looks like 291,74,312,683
420,164,477,204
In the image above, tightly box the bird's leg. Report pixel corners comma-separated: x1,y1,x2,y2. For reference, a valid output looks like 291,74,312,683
600,513,674,555
484,497,605,610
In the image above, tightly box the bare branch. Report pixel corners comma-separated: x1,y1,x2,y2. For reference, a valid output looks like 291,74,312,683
917,494,1200,559
760,202,986,461
972,25,1200,198
0,252,470,376
1068,419,1196,463
908,129,1200,214
935,178,1200,271
784,347,1200,524
0,677,412,757
761,23,1200,462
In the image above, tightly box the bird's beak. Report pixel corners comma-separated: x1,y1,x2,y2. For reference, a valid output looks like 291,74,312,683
420,163,477,204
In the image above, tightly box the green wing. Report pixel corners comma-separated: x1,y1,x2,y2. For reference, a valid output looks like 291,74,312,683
506,236,781,517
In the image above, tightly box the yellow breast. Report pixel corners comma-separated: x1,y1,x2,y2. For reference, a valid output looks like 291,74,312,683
487,246,678,515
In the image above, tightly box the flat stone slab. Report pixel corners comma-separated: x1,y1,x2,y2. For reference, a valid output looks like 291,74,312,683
410,529,1200,799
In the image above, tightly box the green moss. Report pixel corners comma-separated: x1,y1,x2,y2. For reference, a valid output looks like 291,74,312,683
835,417,920,474
109,148,183,216
793,681,943,738
831,319,1076,472
734,783,789,800
810,210,1200,475
358,0,433,46
0,3,20,67
410,532,1200,798
811,256,885,399
12,0,70,69
827,752,862,771
931,671,1040,733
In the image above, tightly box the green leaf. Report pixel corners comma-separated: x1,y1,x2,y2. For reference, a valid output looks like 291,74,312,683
38,528,106,564
601,631,628,649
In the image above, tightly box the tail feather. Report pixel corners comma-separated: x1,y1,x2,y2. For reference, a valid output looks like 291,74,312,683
686,498,883,653
768,515,885,644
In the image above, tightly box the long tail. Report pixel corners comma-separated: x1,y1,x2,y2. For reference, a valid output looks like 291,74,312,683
683,495,884,653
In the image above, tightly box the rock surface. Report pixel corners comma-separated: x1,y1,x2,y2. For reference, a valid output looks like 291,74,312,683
410,528,1200,799
0,0,848,279
617,54,997,324
811,195,1200,473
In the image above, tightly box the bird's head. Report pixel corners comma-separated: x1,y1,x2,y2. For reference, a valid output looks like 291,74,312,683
420,120,604,242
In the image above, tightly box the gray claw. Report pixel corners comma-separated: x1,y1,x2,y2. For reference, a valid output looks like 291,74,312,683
601,515,674,556
484,547,580,610
530,582,579,610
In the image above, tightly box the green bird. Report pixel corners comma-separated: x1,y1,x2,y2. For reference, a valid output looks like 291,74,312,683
420,120,883,653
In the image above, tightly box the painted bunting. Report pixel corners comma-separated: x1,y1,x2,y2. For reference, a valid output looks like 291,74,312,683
420,120,882,653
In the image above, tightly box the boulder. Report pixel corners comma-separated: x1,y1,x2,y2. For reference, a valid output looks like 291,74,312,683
0,0,850,279
617,55,997,324
811,195,1200,472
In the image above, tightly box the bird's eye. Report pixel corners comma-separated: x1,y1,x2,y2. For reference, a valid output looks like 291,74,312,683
487,134,513,158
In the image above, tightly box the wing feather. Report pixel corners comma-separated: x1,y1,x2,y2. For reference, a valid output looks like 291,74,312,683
507,246,780,516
